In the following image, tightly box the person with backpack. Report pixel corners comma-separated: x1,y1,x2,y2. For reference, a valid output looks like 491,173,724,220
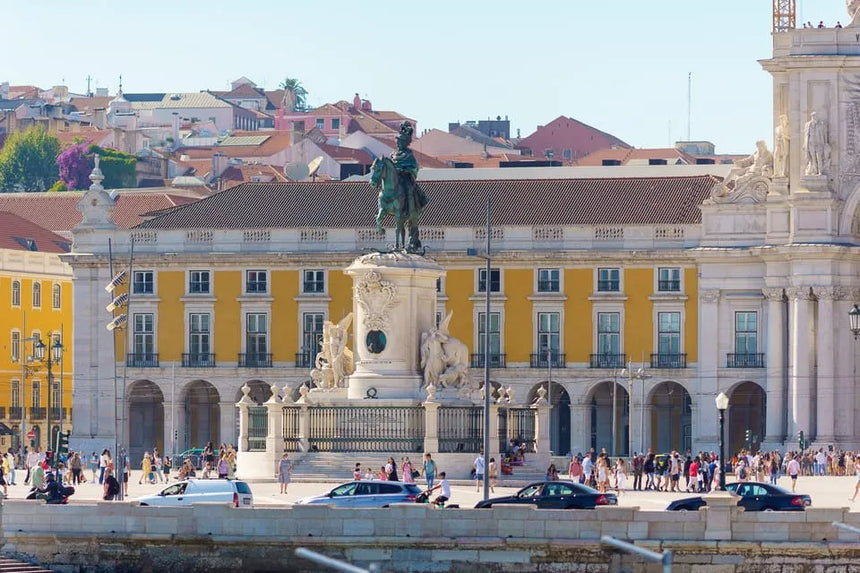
103,467,120,501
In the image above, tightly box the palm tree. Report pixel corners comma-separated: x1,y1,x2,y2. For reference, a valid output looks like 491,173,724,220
279,78,308,112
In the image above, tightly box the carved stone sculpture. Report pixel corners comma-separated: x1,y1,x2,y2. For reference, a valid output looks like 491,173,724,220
774,115,790,178
706,140,773,204
803,111,830,176
76,155,116,229
355,271,398,331
310,313,355,389
849,0,860,26
420,310,470,390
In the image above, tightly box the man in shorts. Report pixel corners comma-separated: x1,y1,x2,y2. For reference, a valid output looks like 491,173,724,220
428,472,450,507
787,454,800,492
473,452,485,492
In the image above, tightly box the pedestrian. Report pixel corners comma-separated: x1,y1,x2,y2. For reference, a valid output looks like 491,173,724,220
851,457,860,501
473,452,485,491
139,452,151,485
154,454,165,483
121,450,131,496
89,452,99,483
615,458,627,493
203,441,215,471
643,452,655,490
103,467,120,501
353,463,362,481
632,453,643,491
277,452,292,494
568,456,582,484
582,454,595,487
386,457,398,481
99,448,109,485
217,454,229,479
5,450,15,486
488,457,497,493
402,457,415,485
545,463,559,482
163,456,172,482
787,454,800,492
427,471,450,507
70,451,83,485
378,466,387,480
422,453,437,489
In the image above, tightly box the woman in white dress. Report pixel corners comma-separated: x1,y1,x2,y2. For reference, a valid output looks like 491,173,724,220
615,458,627,493
596,456,608,493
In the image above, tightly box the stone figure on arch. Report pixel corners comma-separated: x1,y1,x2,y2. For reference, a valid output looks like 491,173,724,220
803,111,830,176
310,313,355,389
773,114,790,178
420,310,470,390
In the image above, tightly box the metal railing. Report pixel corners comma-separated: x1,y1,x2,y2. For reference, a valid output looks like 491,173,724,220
295,352,315,368
9,407,21,419
597,280,620,292
238,353,273,368
537,280,559,292
247,406,267,451
530,353,566,368
470,353,506,368
182,353,216,367
507,408,536,453
29,407,46,420
438,406,483,453
589,353,625,369
0,407,6,419
726,353,765,368
283,407,301,452
601,536,672,573
48,407,64,420
658,280,681,292
650,353,687,369
127,353,159,367
307,406,424,452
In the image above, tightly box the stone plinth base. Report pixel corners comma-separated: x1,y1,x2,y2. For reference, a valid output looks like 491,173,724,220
799,174,830,193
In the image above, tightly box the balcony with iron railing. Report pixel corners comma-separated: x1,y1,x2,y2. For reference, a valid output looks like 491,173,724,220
295,353,315,369
182,353,216,368
537,280,560,293
589,353,626,369
530,353,566,369
650,353,687,369
127,353,159,368
48,407,66,420
29,407,46,420
238,353,273,368
470,353,507,368
597,280,620,292
9,407,21,420
726,353,765,368
658,280,681,292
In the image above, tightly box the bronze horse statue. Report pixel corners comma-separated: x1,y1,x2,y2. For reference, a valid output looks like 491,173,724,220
369,156,425,252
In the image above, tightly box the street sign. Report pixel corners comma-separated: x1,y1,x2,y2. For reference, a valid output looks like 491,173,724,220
26,429,35,440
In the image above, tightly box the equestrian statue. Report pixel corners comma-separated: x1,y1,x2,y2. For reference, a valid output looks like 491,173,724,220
369,121,428,253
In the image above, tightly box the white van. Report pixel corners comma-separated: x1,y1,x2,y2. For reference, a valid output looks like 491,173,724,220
134,479,253,508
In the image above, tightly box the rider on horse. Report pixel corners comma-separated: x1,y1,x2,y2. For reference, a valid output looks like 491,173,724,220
392,122,428,244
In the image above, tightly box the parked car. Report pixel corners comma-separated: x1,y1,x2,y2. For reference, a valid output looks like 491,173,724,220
474,480,618,509
295,480,422,508
666,481,811,512
178,448,204,469
134,479,253,508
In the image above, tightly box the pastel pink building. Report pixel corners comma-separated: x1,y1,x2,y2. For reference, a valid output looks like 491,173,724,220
516,115,630,162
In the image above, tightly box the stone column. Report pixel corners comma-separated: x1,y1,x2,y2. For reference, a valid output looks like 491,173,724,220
219,401,236,448
423,401,439,454
264,384,283,476
489,404,501,456
533,404,551,456
814,287,840,443
235,384,253,453
697,290,721,444
569,403,589,455
787,287,814,439
763,287,786,445
298,404,310,453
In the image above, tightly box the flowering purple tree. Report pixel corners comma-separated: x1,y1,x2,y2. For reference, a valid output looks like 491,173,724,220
56,141,92,190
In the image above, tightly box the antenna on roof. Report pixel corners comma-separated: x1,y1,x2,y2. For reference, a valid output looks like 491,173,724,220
284,161,310,181
687,72,692,141
307,156,324,181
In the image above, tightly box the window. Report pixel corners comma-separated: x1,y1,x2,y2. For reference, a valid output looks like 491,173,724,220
597,312,620,356
735,312,757,353
189,313,211,356
538,268,560,293
436,278,442,293
303,313,324,358
658,268,681,292
478,312,501,356
435,311,442,328
246,270,267,293
657,312,681,355
133,313,154,358
32,282,41,308
11,380,19,409
246,313,268,355
11,331,20,363
316,118,325,130
478,268,501,293
331,118,340,130
597,268,620,292
11,281,20,306
303,270,325,293
189,270,210,294
133,271,154,294
31,381,39,409
52,284,61,309
538,312,560,355
51,380,60,413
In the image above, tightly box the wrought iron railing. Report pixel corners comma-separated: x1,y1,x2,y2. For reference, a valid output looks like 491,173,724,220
470,353,506,368
29,407,46,421
438,406,483,453
589,353,625,369
497,408,508,453
650,353,687,369
48,407,64,420
530,353,566,368
597,280,620,292
282,407,301,452
238,353,272,368
0,407,6,419
307,406,424,452
727,353,765,368
127,353,159,367
247,406,267,451
507,408,537,453
295,353,315,368
9,407,21,419
537,280,559,292
182,353,216,367
658,280,681,292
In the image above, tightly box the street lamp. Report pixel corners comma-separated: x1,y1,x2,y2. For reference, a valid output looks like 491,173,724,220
849,304,860,339
715,391,729,491
620,362,649,455
544,345,553,455
34,336,64,466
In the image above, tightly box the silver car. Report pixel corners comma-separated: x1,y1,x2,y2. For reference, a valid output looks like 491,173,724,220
296,480,422,508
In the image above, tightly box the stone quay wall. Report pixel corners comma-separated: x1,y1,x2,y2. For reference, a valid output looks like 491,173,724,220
3,499,860,572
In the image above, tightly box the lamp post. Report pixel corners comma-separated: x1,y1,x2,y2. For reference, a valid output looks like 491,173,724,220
21,332,41,451
544,345,553,455
33,336,63,465
849,304,860,339
620,362,649,455
715,392,729,491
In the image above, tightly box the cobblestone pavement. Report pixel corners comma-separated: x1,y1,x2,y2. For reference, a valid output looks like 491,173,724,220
4,471,859,510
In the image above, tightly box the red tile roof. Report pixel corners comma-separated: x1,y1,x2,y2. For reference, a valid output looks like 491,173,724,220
175,131,293,160
575,147,697,166
137,175,719,230
0,211,71,253
0,192,199,234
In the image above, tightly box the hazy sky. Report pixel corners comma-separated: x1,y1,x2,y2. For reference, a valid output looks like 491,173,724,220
2,1,850,153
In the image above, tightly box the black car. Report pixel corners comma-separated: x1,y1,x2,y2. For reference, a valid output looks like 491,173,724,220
666,481,811,512
474,480,618,509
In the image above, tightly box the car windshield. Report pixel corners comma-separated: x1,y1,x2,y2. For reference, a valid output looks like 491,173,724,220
235,482,252,494
161,483,187,496
404,484,421,494
330,483,358,497
518,484,543,498
544,483,575,496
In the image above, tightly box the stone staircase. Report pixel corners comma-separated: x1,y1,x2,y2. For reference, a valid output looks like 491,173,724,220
0,557,53,572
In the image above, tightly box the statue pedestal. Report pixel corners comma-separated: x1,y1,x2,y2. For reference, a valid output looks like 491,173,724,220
799,174,830,194
345,252,444,400
770,177,789,196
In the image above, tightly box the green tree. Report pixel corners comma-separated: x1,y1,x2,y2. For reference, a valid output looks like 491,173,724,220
89,145,137,188
279,77,308,112
0,126,61,192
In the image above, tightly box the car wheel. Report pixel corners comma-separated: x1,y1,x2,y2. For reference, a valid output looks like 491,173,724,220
677,507,689,512
763,507,775,512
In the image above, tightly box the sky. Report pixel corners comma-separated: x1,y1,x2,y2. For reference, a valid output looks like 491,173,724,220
1,0,851,154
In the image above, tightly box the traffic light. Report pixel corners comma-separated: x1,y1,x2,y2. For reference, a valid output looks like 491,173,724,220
57,430,69,457
744,430,751,445
174,430,178,441
798,430,805,451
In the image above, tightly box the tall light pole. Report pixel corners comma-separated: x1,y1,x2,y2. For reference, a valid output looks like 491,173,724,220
33,335,63,466
715,392,729,491
544,345,553,455
620,361,649,455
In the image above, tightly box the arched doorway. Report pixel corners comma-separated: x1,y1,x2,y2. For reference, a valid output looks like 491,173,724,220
183,380,220,452
30,425,40,450
585,381,629,456
234,380,272,445
128,380,164,468
728,381,766,455
649,381,692,453
526,382,571,455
